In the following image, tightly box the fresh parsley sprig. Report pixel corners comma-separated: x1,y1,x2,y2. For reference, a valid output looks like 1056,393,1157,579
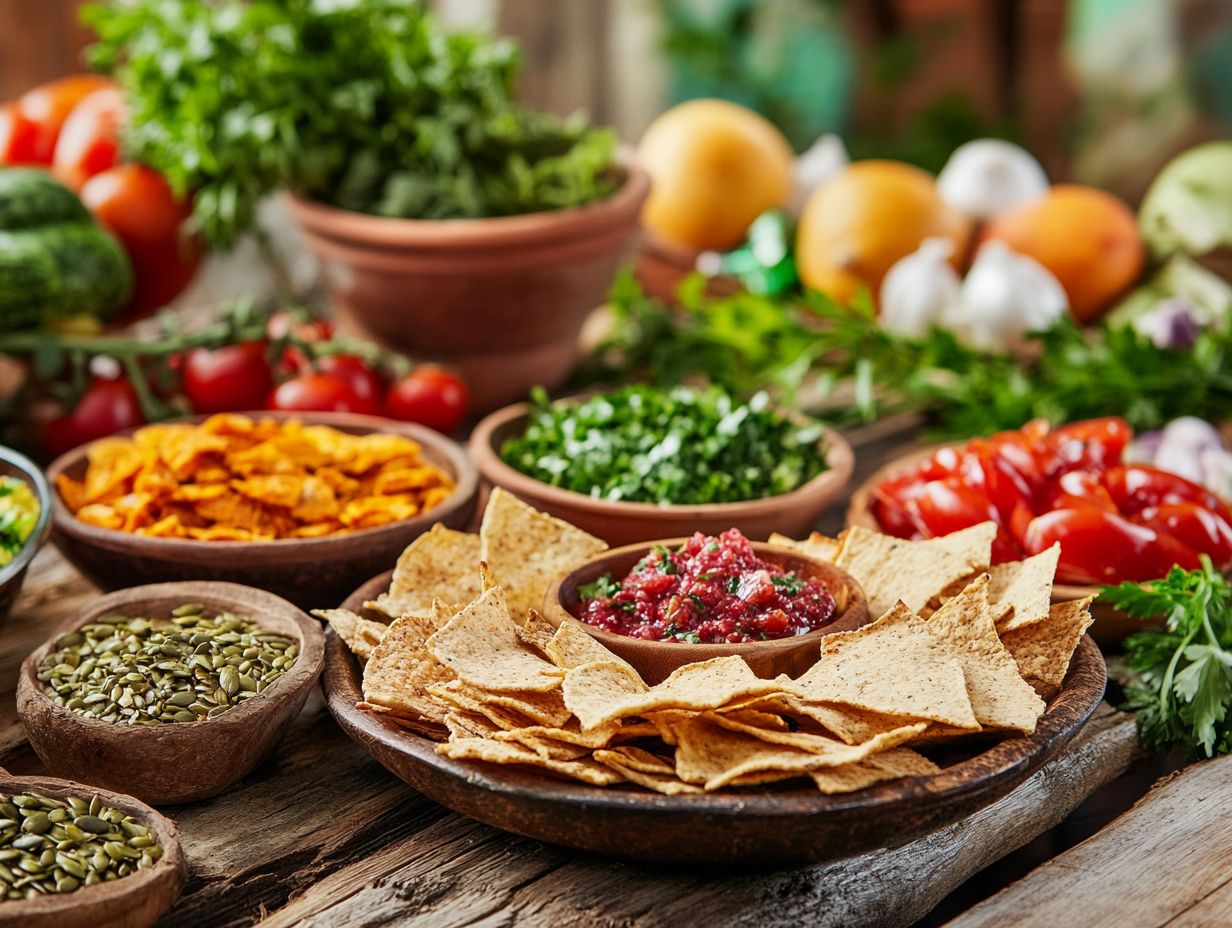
1105,558,1232,758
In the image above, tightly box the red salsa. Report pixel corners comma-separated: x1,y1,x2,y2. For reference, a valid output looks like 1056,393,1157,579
571,529,838,644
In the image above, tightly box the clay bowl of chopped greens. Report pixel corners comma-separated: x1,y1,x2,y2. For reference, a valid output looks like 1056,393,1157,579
470,386,854,546
0,445,53,626
16,581,325,805
0,771,185,926
287,153,651,412
542,533,870,685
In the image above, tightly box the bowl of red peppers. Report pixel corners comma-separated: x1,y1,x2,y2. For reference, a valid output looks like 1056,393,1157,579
847,417,1232,640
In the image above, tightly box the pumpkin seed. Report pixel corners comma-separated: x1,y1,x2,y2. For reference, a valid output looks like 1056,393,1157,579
38,609,296,726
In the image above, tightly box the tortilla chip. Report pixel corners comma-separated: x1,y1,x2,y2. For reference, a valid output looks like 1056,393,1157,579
312,608,388,662
923,575,1046,732
780,698,925,746
594,748,703,795
444,710,505,741
545,619,637,676
928,522,997,576
1001,597,1094,698
990,544,1061,629
810,747,942,794
361,613,453,723
666,715,927,790
437,737,624,786
367,525,482,620
836,525,977,617
516,609,558,655
789,605,979,729
427,586,564,692
478,488,608,620
768,531,842,563
428,679,572,728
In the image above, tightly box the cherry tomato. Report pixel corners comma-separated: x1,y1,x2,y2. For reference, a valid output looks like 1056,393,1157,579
0,103,42,164
268,374,368,413
43,376,144,459
1041,470,1118,513
16,75,114,164
182,342,274,414
383,367,469,433
1045,417,1132,474
1104,465,1232,524
967,439,1033,523
80,164,201,318
51,86,124,190
1132,504,1232,568
911,477,1000,538
314,355,382,415
1022,507,1200,585
869,473,928,538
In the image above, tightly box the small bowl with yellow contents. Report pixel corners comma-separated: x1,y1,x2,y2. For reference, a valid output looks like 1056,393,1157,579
0,444,53,624
16,580,325,804
46,411,478,608
542,529,870,685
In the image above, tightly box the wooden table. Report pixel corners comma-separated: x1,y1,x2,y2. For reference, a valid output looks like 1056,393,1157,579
0,419,1215,927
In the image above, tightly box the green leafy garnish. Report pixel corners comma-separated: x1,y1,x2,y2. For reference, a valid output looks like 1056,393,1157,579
578,273,1232,437
85,0,619,248
0,477,38,568
578,574,621,601
1106,557,1232,758
500,384,828,505
771,572,804,596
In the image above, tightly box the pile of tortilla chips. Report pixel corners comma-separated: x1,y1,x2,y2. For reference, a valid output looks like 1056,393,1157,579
319,505,1093,795
56,414,455,541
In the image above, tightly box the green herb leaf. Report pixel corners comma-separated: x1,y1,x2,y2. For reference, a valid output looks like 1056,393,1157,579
578,574,621,601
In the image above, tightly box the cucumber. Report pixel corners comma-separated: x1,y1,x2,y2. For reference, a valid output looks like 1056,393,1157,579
0,168,92,230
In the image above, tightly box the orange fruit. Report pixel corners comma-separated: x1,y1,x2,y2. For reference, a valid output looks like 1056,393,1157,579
795,161,972,306
982,184,1145,323
638,99,794,251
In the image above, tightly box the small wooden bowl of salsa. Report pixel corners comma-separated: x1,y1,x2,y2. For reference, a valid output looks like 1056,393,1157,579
542,530,870,685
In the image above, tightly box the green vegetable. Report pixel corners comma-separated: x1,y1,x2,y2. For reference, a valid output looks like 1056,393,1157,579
86,0,620,248
581,272,1232,437
501,385,828,506
578,574,622,602
1139,141,1232,261
0,476,39,568
1106,558,1232,758
0,170,133,332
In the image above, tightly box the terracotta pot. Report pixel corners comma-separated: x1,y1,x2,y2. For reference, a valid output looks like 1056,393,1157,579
469,400,855,546
0,772,185,927
17,581,325,804
541,538,870,685
845,443,1157,645
286,157,652,412
45,411,478,609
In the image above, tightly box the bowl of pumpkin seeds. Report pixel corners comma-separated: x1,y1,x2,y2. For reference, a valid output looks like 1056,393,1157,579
0,773,185,927
16,581,325,805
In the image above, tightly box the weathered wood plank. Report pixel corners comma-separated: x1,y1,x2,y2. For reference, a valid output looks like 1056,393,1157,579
948,753,1232,928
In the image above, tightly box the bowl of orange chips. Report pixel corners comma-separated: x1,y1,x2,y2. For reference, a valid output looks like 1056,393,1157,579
47,412,478,607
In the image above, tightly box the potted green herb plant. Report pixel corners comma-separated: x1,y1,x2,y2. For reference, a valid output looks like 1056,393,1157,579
86,0,649,409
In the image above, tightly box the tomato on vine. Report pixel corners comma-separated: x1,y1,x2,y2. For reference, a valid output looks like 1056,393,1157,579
384,367,469,433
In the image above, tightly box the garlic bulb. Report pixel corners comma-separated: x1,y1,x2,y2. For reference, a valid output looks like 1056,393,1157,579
938,139,1049,220
879,238,961,338
946,242,1068,350
790,134,849,214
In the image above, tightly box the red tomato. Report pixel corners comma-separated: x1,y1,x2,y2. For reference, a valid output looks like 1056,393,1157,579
1133,504,1232,567
315,355,382,415
268,374,368,413
911,477,999,538
383,367,469,433
80,164,201,318
182,342,274,414
989,429,1047,490
1104,465,1232,524
869,473,928,538
1041,470,1118,513
51,87,124,190
1045,417,1131,474
43,377,144,459
967,440,1033,523
0,103,42,164
16,75,114,164
1022,507,1200,585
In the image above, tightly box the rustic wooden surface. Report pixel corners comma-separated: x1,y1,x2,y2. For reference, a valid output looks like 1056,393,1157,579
0,419,1151,927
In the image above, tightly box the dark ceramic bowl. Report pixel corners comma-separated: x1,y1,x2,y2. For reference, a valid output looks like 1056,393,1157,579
0,444,53,625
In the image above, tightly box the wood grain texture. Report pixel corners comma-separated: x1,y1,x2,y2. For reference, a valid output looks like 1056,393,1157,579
947,752,1232,928
0,420,1147,927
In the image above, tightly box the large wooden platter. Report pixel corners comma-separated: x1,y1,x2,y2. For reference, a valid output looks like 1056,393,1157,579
320,571,1108,867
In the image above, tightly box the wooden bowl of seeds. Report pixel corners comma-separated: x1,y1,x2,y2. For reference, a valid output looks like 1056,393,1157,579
0,771,185,927
15,581,325,805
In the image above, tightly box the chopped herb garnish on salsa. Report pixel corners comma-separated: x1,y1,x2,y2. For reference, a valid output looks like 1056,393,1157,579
570,529,838,644
500,385,828,506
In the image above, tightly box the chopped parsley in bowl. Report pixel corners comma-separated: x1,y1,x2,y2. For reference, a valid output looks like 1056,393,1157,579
499,386,828,506
0,475,40,570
